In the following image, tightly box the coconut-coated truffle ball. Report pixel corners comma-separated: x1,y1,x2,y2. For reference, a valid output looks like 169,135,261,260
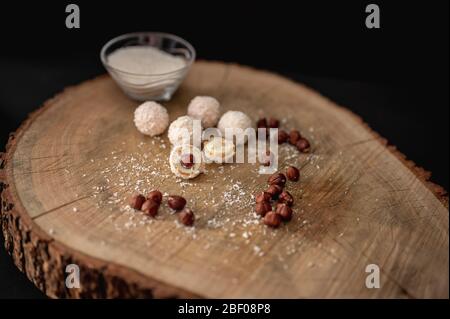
217,110,253,144
134,101,169,136
168,115,202,145
187,96,221,128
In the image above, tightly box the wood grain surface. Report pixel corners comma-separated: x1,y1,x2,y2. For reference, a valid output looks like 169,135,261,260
0,61,448,298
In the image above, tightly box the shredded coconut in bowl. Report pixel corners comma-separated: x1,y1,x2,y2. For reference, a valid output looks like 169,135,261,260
107,46,186,74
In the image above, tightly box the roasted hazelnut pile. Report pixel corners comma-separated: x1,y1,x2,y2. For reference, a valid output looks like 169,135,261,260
255,166,300,228
130,191,195,226
257,117,311,153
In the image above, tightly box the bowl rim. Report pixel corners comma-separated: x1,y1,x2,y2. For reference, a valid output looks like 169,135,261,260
100,31,196,76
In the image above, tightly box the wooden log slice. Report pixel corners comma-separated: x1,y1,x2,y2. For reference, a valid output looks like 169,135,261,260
0,61,448,298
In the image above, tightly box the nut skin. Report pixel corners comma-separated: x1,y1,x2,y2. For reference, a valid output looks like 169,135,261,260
268,118,279,128
130,194,146,210
268,172,287,187
266,184,283,199
180,153,195,169
263,211,282,228
289,130,302,145
147,190,162,205
286,166,300,182
141,199,159,217
276,203,293,221
278,130,289,144
179,208,195,226
256,191,272,203
256,201,272,217
296,138,311,153
278,191,294,206
167,195,187,210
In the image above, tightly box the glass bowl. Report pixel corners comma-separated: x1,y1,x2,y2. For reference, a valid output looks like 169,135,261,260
100,32,196,101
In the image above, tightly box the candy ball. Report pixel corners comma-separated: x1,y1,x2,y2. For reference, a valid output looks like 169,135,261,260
187,96,221,128
217,110,253,144
133,101,169,136
168,115,202,146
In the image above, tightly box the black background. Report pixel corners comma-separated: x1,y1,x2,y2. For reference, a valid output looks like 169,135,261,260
0,1,448,298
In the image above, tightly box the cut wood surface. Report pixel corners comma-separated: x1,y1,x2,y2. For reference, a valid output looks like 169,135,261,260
0,61,448,298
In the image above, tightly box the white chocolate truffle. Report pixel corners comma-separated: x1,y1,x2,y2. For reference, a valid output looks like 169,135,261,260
134,101,169,136
187,96,221,128
203,136,235,164
169,144,204,179
168,115,202,146
217,110,253,144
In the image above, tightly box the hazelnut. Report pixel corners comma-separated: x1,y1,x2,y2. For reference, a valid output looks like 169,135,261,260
276,203,293,221
255,191,272,203
296,138,311,153
278,191,294,206
286,166,300,182
268,118,279,128
167,195,187,210
142,199,159,217
263,211,282,228
179,208,195,226
257,118,269,138
268,172,286,186
255,201,272,217
147,190,162,205
289,130,301,145
256,118,268,128
130,194,146,210
180,153,195,169
266,184,283,198
278,129,289,144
